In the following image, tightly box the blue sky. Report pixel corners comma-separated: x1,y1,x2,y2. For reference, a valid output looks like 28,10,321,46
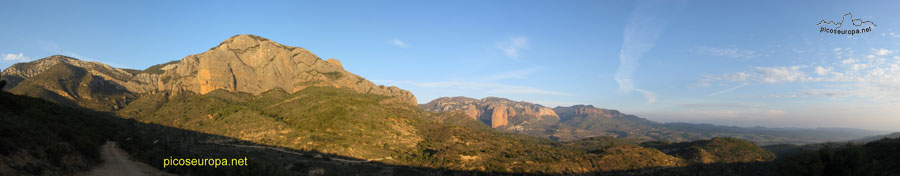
2,0,900,131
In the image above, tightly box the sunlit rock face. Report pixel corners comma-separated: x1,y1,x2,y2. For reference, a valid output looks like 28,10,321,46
154,34,416,105
420,96,560,128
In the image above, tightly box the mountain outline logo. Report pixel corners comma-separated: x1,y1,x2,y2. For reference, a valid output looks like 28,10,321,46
817,13,876,35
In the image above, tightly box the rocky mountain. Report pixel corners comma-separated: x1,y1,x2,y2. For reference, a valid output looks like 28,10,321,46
0,56,137,110
419,96,558,128
0,55,134,91
420,96,668,140
129,34,416,105
0,34,417,109
554,105,626,120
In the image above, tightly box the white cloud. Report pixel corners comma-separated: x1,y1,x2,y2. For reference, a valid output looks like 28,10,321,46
851,64,867,71
2,53,30,61
755,66,807,83
695,46,757,58
705,48,900,102
815,66,831,76
833,48,854,59
390,39,408,48
703,66,808,86
841,58,857,64
497,36,528,58
873,48,895,56
705,72,750,82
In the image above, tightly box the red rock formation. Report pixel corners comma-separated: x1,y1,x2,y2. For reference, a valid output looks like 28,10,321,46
420,96,565,128
489,104,510,128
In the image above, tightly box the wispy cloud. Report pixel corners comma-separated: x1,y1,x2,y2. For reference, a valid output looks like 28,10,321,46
694,46,757,58
665,103,788,121
705,47,900,103
479,67,541,81
390,39,408,48
379,67,567,96
614,0,684,104
497,36,528,59
634,89,657,103
708,83,748,96
755,66,808,83
703,66,808,85
380,80,571,96
2,53,30,61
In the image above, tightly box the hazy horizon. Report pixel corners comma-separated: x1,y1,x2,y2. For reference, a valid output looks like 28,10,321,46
2,0,899,131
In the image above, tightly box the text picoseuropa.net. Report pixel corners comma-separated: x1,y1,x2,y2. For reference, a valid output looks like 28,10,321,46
163,156,248,168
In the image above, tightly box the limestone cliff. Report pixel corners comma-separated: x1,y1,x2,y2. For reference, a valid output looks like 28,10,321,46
554,105,625,120
419,96,559,128
131,34,417,105
420,96,663,141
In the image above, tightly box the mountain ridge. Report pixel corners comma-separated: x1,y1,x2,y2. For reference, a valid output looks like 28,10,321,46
0,34,417,107
421,96,887,144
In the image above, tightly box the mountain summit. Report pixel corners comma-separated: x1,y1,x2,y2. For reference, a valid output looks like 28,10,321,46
131,34,416,105
1,34,417,106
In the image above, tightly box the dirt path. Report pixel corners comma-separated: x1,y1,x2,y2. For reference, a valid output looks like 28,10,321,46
82,141,173,176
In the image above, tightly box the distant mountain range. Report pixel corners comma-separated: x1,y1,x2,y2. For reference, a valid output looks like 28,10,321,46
852,132,900,143
420,96,886,145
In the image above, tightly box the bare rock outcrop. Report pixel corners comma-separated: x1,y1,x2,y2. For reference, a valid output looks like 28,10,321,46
463,104,480,120
554,105,624,120
145,34,417,105
488,104,511,128
419,96,560,128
